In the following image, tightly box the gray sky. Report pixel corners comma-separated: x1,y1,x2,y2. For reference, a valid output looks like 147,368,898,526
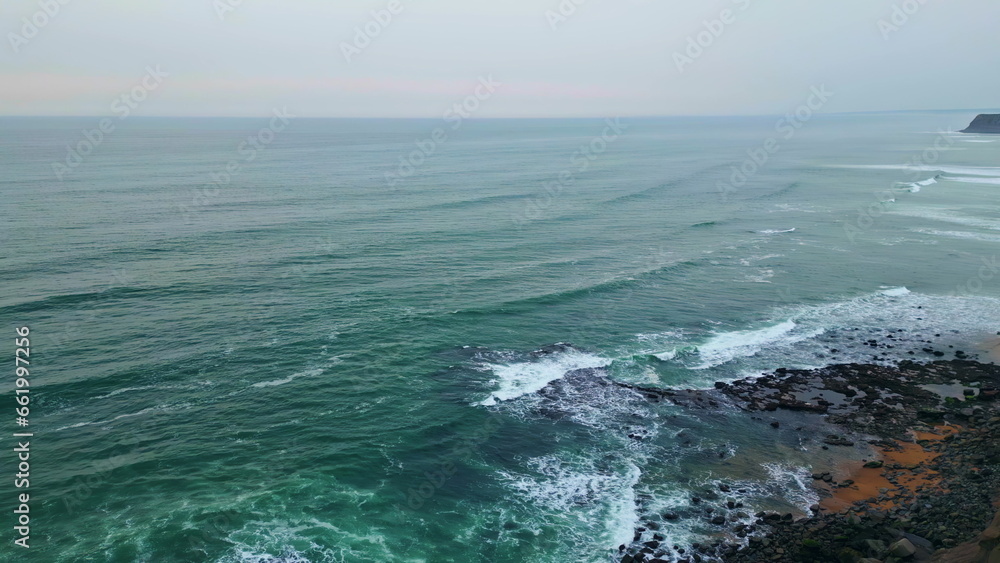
1,0,998,117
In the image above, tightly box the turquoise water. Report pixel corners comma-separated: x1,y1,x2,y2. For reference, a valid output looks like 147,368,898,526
2,113,999,562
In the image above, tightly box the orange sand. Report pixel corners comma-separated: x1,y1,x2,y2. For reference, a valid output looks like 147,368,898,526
819,426,959,513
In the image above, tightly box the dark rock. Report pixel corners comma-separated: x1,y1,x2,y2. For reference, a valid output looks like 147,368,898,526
889,538,916,557
962,114,1000,134
824,435,855,447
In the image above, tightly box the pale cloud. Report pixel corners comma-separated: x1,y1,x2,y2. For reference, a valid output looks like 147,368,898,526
1,0,998,117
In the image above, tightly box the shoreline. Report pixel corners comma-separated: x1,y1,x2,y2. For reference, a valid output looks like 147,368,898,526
724,411,1000,562
985,336,1000,364
614,357,1000,563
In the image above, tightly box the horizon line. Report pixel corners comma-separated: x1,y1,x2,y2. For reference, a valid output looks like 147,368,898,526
0,108,995,120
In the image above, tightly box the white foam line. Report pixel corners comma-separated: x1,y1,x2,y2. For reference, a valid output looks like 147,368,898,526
94,385,192,400
480,350,611,405
943,176,1000,185
658,287,1000,380
914,229,1000,243
762,463,820,513
894,176,938,193
880,286,911,297
608,463,642,548
55,407,164,432
692,320,823,369
829,164,1000,177
252,368,324,388
654,350,678,361
890,209,1000,231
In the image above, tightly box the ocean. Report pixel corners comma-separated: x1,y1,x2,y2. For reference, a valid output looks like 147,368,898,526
2,111,999,562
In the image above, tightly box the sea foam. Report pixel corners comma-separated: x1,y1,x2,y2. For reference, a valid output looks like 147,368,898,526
479,349,611,405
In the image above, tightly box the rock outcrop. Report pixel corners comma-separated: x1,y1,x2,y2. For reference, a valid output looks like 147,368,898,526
603,359,1000,563
961,114,1000,134
931,509,1000,562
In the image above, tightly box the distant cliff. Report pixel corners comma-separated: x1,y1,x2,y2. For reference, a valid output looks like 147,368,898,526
962,114,1000,133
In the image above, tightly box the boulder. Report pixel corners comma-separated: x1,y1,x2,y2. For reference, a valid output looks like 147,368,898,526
890,538,917,558
864,539,888,555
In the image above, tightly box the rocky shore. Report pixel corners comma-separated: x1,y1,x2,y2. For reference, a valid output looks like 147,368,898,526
614,357,1000,563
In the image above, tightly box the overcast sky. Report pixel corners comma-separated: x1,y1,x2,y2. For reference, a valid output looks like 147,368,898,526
1,0,998,118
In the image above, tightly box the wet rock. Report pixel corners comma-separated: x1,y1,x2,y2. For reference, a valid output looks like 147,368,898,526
889,538,916,558
614,360,1000,563
863,539,887,555
824,435,855,447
